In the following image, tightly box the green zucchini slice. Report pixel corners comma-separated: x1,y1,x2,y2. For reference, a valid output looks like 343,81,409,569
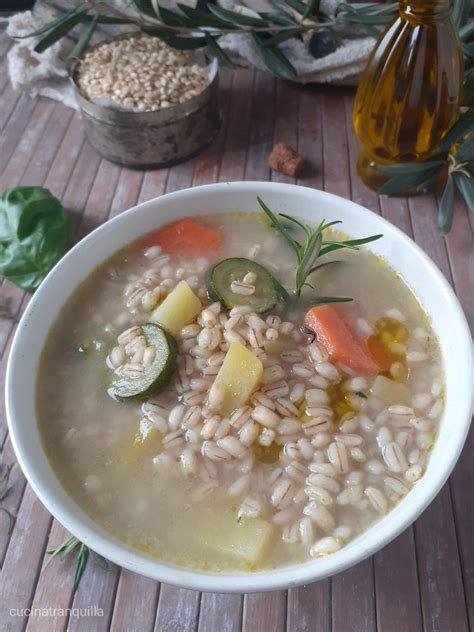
112,323,177,399
206,258,278,314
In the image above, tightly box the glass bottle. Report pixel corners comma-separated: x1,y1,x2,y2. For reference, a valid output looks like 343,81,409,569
353,0,464,191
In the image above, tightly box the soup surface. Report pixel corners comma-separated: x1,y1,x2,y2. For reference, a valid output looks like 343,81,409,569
37,210,443,571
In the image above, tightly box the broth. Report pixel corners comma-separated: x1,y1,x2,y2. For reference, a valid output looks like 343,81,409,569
37,212,443,571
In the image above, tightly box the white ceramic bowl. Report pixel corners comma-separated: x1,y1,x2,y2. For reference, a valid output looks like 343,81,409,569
6,182,473,593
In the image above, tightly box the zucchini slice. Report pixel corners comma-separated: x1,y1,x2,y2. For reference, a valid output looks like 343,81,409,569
112,323,177,399
206,258,278,313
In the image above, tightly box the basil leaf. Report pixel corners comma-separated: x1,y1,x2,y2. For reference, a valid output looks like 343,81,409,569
0,187,72,292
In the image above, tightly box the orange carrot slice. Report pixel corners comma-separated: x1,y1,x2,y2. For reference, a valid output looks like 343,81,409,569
305,305,380,376
141,218,222,255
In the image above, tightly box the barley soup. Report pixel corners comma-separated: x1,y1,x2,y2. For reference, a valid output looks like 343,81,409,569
37,204,443,571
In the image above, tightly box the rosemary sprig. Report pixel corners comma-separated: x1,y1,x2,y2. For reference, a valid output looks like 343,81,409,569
0,463,15,535
257,197,382,302
44,535,111,591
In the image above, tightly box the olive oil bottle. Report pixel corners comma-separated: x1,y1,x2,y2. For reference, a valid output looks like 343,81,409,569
353,0,464,190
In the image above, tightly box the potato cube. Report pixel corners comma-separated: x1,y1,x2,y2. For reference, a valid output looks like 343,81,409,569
151,280,202,336
201,511,273,566
213,342,263,416
370,375,410,405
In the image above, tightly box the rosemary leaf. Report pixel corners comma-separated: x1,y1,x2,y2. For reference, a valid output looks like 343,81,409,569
0,464,13,501
257,197,300,253
318,234,383,257
307,296,353,306
72,544,89,591
438,176,455,234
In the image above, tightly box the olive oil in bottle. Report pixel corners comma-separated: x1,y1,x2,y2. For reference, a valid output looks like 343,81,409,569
353,0,463,191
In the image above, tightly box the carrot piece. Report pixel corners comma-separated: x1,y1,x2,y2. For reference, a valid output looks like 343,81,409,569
305,305,380,376
141,218,223,254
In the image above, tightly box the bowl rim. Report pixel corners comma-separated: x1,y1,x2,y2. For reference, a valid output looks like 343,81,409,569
6,181,473,593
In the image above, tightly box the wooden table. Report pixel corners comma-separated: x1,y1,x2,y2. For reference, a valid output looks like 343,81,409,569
0,27,473,632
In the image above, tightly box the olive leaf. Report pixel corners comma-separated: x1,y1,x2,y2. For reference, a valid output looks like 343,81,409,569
69,14,98,60
204,34,233,67
438,176,455,235
453,171,474,212
0,187,73,292
252,34,297,81
34,9,89,53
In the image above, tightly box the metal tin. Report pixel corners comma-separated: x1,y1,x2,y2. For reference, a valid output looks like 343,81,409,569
71,46,220,169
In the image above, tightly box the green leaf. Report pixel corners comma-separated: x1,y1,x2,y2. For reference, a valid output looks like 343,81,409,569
285,0,308,16
296,231,322,293
34,9,89,53
453,171,474,212
460,20,474,42
157,5,190,26
279,213,312,238
131,0,158,18
452,0,470,28
257,197,300,253
440,109,474,151
307,260,342,275
455,132,474,162
306,296,354,306
13,6,86,39
263,28,302,47
208,4,268,27
204,34,233,67
177,4,234,29
303,0,320,20
68,15,98,60
378,167,440,196
0,187,72,292
438,176,455,234
270,275,292,303
252,34,298,81
318,234,383,257
72,544,89,591
165,35,207,50
377,160,445,175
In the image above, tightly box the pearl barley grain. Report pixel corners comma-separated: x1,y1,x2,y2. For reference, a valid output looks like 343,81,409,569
77,35,209,112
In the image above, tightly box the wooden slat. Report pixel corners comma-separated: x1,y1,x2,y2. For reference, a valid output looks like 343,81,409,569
154,586,201,632
194,70,233,186
320,88,351,198
271,79,299,185
26,521,76,632
374,529,423,632
0,436,27,565
245,71,275,181
287,581,331,632
297,85,323,189
0,98,54,189
109,168,144,219
218,69,254,183
137,169,169,204
0,84,21,132
332,559,376,632
0,485,53,631
110,571,159,632
198,593,242,632
242,591,286,632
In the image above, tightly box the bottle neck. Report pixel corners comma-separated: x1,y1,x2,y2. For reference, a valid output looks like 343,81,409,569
400,0,451,19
